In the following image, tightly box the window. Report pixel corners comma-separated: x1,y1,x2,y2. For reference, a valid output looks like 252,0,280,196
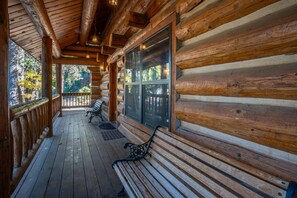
125,26,171,129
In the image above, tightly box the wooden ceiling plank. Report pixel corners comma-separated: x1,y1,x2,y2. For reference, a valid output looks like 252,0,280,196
20,0,62,58
45,0,82,9
46,1,82,13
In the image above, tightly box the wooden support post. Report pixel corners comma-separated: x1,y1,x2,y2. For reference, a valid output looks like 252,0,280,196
0,0,11,196
56,64,62,117
109,63,117,121
42,36,53,137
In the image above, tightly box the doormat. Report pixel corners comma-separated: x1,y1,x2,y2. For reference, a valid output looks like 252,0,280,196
101,130,125,141
99,122,116,130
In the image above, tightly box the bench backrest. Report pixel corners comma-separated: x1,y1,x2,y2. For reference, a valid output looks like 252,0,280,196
148,128,289,198
93,99,103,111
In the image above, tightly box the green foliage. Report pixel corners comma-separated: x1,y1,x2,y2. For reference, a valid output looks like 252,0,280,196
63,65,90,93
79,86,91,93
17,54,42,100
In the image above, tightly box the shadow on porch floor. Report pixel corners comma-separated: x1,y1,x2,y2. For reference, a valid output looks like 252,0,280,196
12,110,129,198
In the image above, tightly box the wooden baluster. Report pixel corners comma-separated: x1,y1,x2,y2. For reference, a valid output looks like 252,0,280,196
20,115,29,158
11,118,22,167
30,111,36,144
26,112,33,150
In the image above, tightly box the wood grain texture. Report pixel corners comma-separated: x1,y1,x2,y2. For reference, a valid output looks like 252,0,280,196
0,0,11,196
126,11,149,29
108,63,117,121
175,127,297,183
101,45,116,55
175,100,297,154
53,57,101,66
176,0,202,15
19,0,61,58
176,7,297,69
62,50,107,60
79,0,99,46
42,36,53,137
176,0,279,41
176,64,297,99
65,45,101,53
56,64,62,117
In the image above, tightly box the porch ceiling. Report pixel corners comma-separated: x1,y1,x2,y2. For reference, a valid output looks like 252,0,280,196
7,0,169,64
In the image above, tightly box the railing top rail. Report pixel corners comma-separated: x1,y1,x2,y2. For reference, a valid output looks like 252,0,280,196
10,98,49,120
62,92,91,96
52,94,60,100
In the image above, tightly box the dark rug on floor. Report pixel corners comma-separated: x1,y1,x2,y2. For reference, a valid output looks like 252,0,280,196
101,130,125,141
99,122,116,130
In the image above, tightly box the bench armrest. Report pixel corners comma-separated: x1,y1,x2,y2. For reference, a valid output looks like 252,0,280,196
112,125,163,168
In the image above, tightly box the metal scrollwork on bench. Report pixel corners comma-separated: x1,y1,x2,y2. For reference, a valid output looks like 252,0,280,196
112,125,163,167
286,181,297,198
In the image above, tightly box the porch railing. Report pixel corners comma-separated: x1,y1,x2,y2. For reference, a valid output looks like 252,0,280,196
9,98,49,191
62,93,91,108
52,94,61,118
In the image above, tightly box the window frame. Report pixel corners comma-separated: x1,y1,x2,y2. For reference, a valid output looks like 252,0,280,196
124,25,172,129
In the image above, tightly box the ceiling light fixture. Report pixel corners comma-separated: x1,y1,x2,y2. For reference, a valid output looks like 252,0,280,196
91,16,99,43
86,52,90,59
109,0,118,6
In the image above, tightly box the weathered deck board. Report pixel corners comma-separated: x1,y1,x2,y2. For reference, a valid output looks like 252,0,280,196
12,110,128,198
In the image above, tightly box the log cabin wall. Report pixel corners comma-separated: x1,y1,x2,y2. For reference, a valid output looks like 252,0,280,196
115,0,297,182
100,71,110,120
89,67,102,104
175,0,297,182
117,56,125,117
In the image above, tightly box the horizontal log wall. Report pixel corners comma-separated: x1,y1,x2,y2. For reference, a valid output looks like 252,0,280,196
100,71,109,121
89,67,101,104
175,0,297,183
117,58,125,116
108,0,297,184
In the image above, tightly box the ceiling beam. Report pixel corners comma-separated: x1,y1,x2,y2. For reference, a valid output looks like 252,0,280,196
80,0,99,46
65,45,101,53
20,0,61,58
62,50,108,61
53,57,102,66
109,34,127,48
102,0,139,46
126,11,149,29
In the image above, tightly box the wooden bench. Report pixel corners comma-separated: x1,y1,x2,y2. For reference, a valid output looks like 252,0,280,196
112,126,297,198
85,99,104,123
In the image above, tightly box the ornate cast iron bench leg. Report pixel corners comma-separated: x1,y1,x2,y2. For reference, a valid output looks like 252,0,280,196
117,186,125,197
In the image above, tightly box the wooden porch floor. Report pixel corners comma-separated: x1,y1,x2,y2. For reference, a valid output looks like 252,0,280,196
12,110,129,198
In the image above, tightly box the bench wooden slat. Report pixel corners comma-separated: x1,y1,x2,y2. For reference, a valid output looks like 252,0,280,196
114,165,136,198
158,128,288,189
121,162,153,198
128,161,163,198
151,150,216,198
113,127,295,198
156,131,287,197
148,158,199,198
141,159,184,197
154,136,271,198
134,161,172,198
151,144,238,198
117,162,143,197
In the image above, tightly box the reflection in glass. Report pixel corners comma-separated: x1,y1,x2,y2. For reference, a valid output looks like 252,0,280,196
125,26,170,127
143,84,169,128
125,48,141,83
125,85,140,121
